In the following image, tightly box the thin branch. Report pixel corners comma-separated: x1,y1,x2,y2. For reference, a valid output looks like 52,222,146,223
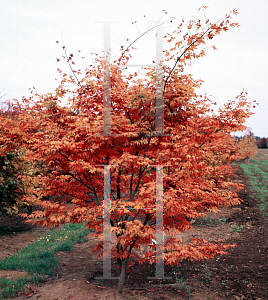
163,27,211,97
64,170,101,206
61,37,83,89
120,18,172,61
127,213,150,255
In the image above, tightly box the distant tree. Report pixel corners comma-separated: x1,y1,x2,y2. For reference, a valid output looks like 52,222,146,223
254,136,261,142
0,105,44,215
239,129,258,163
257,137,267,149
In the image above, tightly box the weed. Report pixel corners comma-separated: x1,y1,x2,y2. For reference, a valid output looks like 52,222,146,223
185,285,191,299
173,270,184,284
230,225,243,232
169,270,192,298
216,218,227,224
202,263,212,283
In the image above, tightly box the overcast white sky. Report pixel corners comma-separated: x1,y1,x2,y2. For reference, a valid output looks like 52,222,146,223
0,0,267,137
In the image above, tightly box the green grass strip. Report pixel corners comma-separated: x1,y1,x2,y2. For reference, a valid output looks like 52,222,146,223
0,222,92,299
239,161,268,218
250,159,268,166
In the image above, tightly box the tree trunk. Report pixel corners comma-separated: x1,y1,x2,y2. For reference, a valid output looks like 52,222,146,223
117,259,127,293
26,205,32,215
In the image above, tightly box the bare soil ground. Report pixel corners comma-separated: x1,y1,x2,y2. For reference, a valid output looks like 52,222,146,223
1,161,268,300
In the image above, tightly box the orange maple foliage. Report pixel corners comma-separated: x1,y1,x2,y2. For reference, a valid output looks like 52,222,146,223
0,7,255,293
0,107,45,214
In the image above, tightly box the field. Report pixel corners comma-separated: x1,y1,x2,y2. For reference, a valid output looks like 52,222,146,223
0,149,268,300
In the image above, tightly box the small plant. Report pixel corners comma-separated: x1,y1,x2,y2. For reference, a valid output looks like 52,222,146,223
202,263,212,284
230,224,243,232
216,218,227,224
174,270,185,284
171,271,192,299
185,285,191,299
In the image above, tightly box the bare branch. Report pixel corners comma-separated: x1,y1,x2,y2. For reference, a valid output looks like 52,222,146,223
163,27,211,96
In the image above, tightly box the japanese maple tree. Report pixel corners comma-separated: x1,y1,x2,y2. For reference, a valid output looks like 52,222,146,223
1,7,256,293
